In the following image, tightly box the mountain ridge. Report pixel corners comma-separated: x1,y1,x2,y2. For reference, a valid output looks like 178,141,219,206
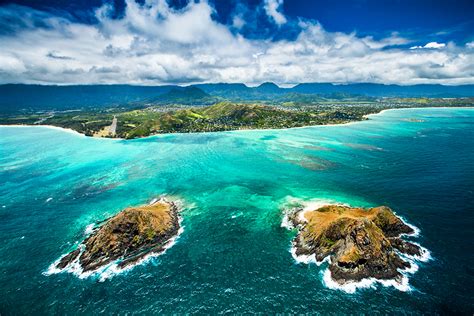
1,82,473,112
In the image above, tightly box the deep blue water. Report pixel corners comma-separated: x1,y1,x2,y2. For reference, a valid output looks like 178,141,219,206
0,108,473,314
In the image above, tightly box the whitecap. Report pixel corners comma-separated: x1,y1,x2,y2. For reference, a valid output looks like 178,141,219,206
290,245,317,264
289,242,330,266
393,212,421,237
399,243,433,263
322,268,412,294
280,212,293,229
84,224,95,235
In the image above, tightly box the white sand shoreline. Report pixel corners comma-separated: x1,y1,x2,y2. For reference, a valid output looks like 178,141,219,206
0,124,124,140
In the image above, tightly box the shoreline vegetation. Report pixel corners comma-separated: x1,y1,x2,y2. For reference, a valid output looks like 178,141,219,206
1,101,473,140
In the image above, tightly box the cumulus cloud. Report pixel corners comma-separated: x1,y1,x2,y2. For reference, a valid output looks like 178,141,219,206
0,1,473,85
410,41,446,50
232,15,245,29
263,0,287,26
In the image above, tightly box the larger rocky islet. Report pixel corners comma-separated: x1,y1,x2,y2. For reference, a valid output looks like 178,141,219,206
287,204,425,284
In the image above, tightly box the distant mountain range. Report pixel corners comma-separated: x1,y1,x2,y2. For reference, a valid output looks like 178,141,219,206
147,86,219,105
0,82,473,112
196,82,474,99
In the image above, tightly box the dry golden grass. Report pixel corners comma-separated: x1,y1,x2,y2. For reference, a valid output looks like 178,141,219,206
85,201,174,254
119,201,173,235
302,205,388,239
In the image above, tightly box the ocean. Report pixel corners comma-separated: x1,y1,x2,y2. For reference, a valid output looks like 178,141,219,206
1,108,473,314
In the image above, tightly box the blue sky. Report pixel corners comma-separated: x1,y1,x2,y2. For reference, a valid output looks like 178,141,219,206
0,0,473,85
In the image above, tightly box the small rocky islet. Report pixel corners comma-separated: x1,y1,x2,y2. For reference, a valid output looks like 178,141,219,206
56,198,181,273
287,204,425,284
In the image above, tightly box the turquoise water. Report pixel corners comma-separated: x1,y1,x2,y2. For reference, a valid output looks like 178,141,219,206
1,108,473,314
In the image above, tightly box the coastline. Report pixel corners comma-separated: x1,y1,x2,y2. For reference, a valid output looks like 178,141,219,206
1,106,473,140
0,124,124,140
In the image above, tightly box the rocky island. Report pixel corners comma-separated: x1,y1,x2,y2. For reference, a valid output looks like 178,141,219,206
287,204,425,285
56,198,181,273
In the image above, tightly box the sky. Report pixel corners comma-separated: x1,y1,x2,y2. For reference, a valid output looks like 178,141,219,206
0,0,473,86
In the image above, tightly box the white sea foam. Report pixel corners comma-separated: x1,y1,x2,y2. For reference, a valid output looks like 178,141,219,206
290,244,330,266
84,224,95,235
400,243,433,263
290,243,317,264
322,268,412,294
280,212,294,229
395,213,421,237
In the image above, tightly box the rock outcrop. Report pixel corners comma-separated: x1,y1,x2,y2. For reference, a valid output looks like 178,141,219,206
56,198,180,272
289,204,422,284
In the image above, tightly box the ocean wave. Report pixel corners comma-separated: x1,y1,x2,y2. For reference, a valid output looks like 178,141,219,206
290,244,330,266
399,242,433,263
394,213,421,237
83,223,95,236
322,268,412,293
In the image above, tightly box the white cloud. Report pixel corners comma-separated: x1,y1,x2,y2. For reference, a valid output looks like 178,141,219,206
232,15,245,29
410,41,446,50
263,0,287,26
0,1,473,85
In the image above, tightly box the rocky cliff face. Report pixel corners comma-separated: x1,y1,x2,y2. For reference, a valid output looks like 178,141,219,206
56,198,180,272
289,205,422,284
